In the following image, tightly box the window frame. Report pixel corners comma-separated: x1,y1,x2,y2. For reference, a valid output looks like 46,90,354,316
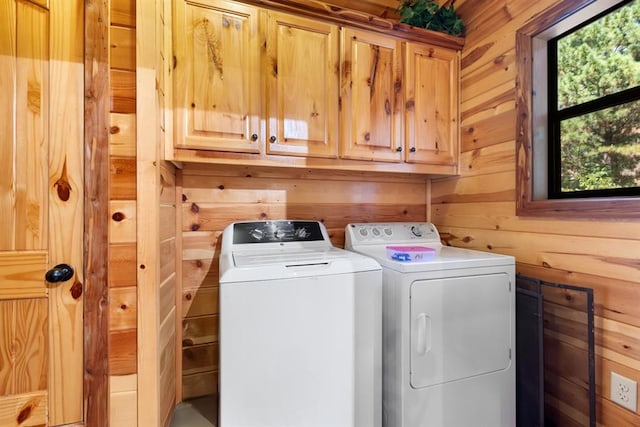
515,0,640,218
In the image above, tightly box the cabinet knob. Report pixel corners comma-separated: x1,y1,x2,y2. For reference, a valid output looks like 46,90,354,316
251,133,258,141
410,147,416,153
396,146,402,152
270,136,277,143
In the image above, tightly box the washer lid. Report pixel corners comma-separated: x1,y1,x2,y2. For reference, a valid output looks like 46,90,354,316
232,247,348,267
219,220,381,283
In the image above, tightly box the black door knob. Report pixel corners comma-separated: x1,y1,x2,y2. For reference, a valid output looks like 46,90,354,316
45,264,74,283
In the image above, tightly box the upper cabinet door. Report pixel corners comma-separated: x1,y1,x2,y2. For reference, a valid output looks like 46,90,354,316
404,43,459,166
265,12,339,158
340,28,403,162
174,0,262,153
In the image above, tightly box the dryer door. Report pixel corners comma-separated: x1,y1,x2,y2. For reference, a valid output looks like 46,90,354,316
410,273,512,388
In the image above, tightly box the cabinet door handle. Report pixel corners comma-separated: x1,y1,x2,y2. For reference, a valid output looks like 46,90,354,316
251,133,258,141
410,147,416,152
270,136,277,143
396,146,402,152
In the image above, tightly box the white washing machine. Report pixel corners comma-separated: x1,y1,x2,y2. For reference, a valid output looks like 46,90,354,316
219,220,382,427
345,222,515,427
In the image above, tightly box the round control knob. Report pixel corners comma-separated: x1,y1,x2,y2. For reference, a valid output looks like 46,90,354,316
372,228,381,237
358,228,368,237
411,225,423,237
384,227,393,236
251,229,264,240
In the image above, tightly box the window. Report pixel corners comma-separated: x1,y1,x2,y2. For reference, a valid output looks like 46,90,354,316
516,0,640,217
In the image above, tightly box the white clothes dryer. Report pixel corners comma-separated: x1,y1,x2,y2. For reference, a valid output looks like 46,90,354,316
219,220,382,427
345,222,515,427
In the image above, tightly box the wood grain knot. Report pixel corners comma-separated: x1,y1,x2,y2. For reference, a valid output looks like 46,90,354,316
120,304,127,310
70,281,83,299
112,212,125,222
140,264,146,270
55,178,72,202
218,185,225,190
17,401,34,423
195,260,203,268
185,293,192,301
27,80,41,113
182,194,188,202
110,126,120,134
487,244,493,250
190,203,200,213
462,236,473,243
182,339,194,346
191,224,201,231
55,160,72,202
260,212,267,218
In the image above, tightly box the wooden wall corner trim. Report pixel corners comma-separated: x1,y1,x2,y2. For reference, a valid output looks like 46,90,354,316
85,0,111,425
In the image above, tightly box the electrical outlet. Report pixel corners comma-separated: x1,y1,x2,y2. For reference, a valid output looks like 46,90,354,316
611,371,638,412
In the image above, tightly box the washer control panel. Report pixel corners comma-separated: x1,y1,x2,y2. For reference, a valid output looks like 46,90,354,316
232,221,326,244
346,222,440,246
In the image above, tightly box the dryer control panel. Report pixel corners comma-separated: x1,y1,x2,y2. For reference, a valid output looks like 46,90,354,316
345,222,441,247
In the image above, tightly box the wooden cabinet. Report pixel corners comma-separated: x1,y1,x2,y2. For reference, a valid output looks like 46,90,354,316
404,42,459,166
174,0,262,153
265,12,339,158
339,28,403,162
170,0,462,175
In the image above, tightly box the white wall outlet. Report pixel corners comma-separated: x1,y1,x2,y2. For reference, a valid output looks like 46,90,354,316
611,371,638,412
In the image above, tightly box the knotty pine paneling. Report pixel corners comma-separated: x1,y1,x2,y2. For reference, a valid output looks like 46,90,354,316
109,286,138,331
110,157,137,200
110,69,136,114
109,242,137,287
111,0,135,28
109,329,137,376
433,0,640,425
110,375,137,427
109,1,138,424
110,26,136,71
179,164,428,398
109,113,136,157
109,200,137,243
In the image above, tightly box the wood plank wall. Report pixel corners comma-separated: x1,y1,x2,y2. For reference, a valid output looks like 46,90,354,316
109,0,138,425
433,0,640,425
179,164,428,398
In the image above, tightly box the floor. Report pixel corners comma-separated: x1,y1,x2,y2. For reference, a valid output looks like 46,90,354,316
169,395,217,427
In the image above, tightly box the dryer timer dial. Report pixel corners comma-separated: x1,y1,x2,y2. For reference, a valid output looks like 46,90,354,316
410,225,424,237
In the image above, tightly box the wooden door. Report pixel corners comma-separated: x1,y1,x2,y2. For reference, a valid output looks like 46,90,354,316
340,28,403,162
0,1,84,426
265,11,339,158
404,42,459,166
174,0,262,153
